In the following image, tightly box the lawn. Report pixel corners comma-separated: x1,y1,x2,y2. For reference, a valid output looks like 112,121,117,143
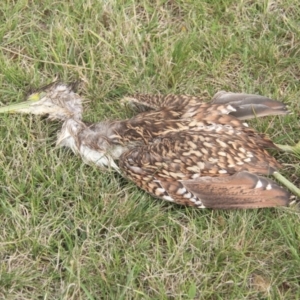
0,0,300,299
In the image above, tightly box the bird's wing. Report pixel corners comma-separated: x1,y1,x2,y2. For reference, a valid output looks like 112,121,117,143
212,91,289,120
119,132,289,208
122,92,289,120
121,94,202,111
121,106,278,151
181,172,290,208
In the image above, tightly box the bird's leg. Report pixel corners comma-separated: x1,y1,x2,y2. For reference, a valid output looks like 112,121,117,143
271,141,300,199
273,172,300,199
275,141,300,155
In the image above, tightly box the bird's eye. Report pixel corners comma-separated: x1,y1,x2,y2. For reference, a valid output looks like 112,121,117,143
28,92,46,102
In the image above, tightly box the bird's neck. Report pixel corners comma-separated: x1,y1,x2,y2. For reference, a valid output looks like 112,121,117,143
57,119,131,171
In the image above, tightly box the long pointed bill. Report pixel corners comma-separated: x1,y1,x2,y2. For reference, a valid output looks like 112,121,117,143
0,93,45,114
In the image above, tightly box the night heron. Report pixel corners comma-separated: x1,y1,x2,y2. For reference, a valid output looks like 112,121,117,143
1,82,299,208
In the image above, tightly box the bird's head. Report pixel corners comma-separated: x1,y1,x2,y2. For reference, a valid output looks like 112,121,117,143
0,82,83,121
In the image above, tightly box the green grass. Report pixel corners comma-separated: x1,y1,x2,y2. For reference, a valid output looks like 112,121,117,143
1,0,300,299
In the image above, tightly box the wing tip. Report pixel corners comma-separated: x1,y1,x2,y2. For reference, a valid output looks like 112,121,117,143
212,91,289,120
182,171,291,209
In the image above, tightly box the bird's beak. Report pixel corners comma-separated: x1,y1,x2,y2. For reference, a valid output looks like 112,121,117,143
0,92,45,114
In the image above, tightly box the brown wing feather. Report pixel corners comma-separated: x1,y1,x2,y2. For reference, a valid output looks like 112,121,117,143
124,92,288,120
119,132,287,208
212,91,289,120
182,171,290,209
119,103,278,149
124,94,202,111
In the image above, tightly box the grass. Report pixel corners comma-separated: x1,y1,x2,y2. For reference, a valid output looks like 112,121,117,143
0,0,300,299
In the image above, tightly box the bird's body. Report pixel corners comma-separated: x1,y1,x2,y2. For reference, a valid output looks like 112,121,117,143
1,82,298,208
57,95,280,171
